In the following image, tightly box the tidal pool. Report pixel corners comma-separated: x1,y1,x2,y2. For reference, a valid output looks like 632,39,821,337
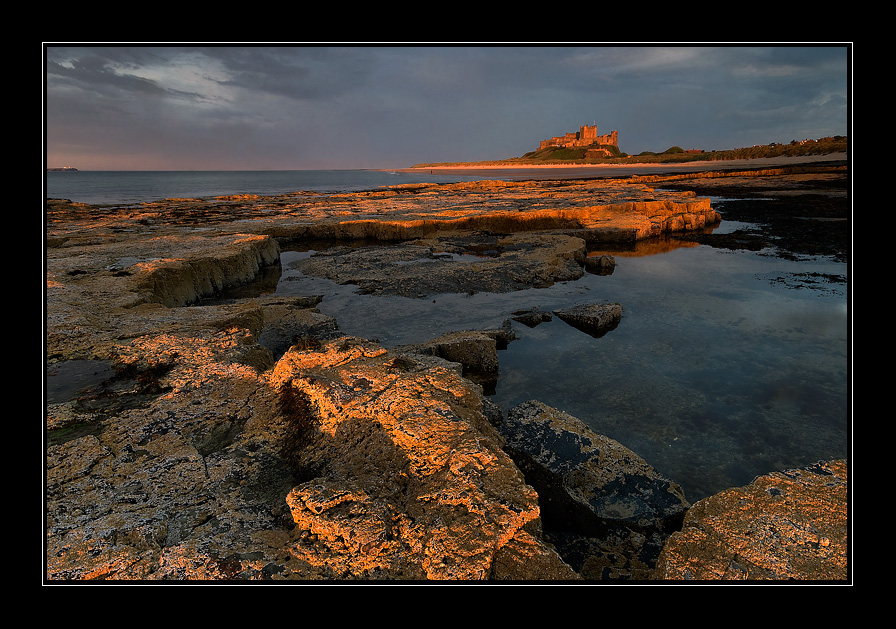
274,232,848,503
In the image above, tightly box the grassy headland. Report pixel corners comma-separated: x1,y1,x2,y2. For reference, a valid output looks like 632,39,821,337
411,136,848,169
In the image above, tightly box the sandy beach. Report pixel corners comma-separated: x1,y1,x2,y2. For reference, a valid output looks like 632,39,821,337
397,152,848,180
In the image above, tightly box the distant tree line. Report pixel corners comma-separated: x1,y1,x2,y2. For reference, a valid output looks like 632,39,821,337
412,136,848,168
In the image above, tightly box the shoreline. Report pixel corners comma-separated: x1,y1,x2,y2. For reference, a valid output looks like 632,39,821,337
45,165,848,581
393,152,848,179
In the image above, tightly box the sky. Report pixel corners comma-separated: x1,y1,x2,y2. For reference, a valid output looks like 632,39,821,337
44,44,851,171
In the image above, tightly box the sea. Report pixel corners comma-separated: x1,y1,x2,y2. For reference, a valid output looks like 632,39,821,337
45,169,491,205
46,169,850,502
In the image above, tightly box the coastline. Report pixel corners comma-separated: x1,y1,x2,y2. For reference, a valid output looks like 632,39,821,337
45,163,848,581
394,152,848,180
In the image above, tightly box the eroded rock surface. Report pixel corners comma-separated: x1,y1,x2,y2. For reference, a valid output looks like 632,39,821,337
45,321,579,580
45,170,846,581
270,338,578,580
652,459,848,581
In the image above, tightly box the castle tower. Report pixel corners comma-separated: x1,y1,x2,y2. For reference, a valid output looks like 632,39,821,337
579,125,598,143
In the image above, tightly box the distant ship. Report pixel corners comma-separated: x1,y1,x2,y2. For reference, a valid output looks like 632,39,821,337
47,167,79,172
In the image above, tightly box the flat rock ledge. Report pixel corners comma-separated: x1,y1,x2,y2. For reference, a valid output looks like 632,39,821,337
289,233,589,297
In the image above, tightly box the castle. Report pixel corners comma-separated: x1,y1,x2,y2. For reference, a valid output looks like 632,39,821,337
539,124,618,152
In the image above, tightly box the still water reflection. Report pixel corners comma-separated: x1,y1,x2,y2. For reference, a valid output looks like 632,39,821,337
491,244,847,501
274,236,848,503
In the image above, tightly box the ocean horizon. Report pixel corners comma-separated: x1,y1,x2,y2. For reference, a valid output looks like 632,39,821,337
45,154,849,206
44,169,490,206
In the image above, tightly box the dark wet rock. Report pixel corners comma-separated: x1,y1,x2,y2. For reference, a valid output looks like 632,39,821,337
658,168,849,263
584,254,616,275
553,302,622,338
500,400,690,580
408,331,500,376
511,307,553,327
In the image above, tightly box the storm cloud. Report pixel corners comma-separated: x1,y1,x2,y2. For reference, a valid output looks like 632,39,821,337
44,44,850,170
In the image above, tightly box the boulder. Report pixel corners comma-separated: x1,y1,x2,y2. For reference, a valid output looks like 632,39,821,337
511,307,553,328
501,400,690,580
553,302,623,338
584,254,616,275
396,321,516,392
652,459,848,581
270,339,579,580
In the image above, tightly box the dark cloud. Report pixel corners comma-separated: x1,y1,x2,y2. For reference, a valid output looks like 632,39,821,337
44,44,850,170
188,46,378,101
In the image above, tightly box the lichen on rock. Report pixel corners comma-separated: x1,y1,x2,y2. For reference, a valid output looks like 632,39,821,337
652,459,848,581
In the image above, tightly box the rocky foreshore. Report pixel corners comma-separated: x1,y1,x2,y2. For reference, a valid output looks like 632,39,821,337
45,167,849,581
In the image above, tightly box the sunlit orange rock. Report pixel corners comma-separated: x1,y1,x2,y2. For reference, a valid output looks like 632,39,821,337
652,459,848,580
271,338,578,579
